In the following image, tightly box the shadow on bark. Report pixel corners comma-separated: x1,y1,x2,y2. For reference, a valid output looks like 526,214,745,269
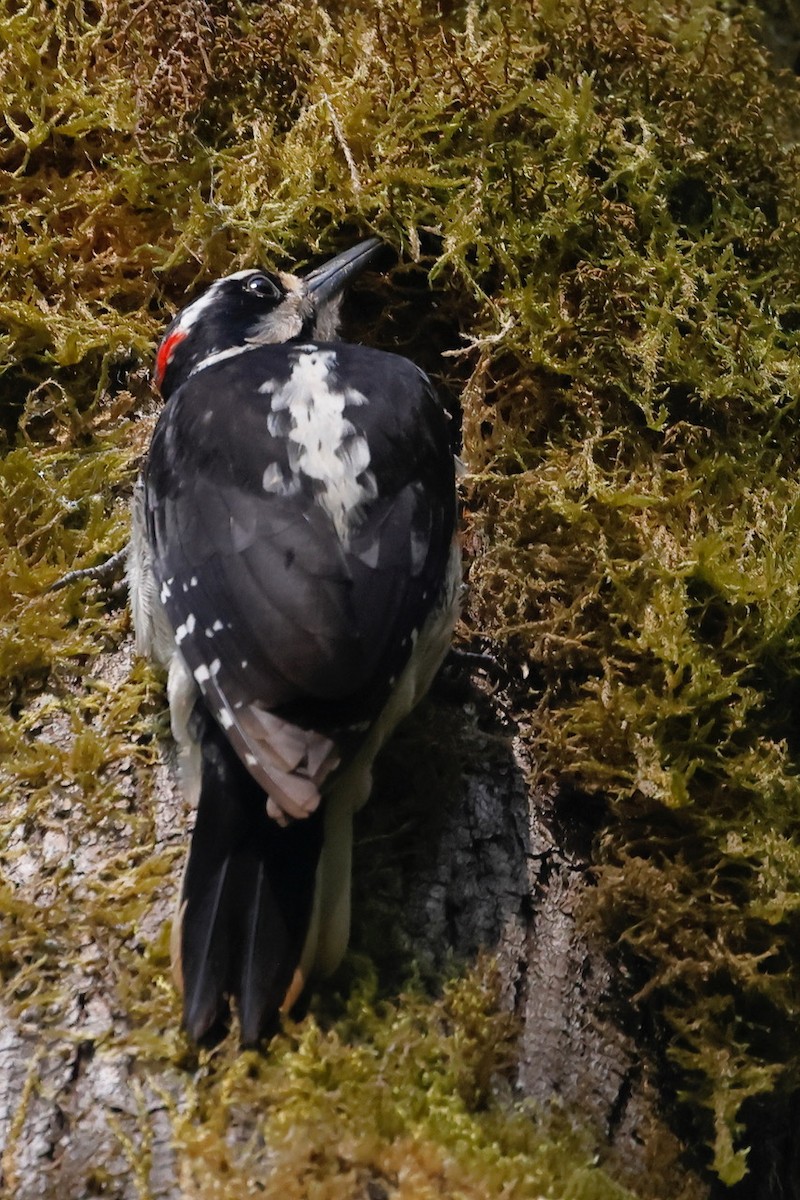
355,676,707,1199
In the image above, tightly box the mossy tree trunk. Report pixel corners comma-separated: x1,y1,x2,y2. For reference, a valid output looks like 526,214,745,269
3,1,800,1197
1,636,703,1199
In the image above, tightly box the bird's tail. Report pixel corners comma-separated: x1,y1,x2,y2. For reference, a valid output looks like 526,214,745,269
173,708,323,1045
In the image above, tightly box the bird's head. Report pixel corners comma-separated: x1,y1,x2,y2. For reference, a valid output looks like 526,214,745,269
153,236,383,397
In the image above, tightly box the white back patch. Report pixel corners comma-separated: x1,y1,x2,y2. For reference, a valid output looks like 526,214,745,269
263,348,376,541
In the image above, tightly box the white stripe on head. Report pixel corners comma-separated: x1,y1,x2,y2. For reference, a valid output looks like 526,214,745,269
174,278,228,332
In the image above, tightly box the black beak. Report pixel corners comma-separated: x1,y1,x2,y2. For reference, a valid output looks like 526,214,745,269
303,237,383,306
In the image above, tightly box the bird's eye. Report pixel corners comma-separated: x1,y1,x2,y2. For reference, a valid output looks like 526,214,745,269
245,273,282,300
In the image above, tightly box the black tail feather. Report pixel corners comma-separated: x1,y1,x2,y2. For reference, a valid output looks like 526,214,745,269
179,709,323,1045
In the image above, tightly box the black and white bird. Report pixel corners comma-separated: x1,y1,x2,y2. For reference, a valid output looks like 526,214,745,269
128,238,461,1044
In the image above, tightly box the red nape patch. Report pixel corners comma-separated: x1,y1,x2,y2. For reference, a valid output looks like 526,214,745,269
154,329,188,390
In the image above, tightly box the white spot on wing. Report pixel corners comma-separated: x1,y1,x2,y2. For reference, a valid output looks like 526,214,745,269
218,709,234,729
175,613,196,644
194,664,210,683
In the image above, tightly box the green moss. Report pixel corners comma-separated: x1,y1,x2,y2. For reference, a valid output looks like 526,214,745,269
156,962,634,1200
449,5,800,1180
3,0,800,1191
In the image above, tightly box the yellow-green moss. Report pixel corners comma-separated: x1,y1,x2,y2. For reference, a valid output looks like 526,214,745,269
157,963,633,1200
3,0,800,1191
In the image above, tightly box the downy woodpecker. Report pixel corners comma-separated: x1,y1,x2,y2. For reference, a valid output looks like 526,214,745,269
129,238,461,1044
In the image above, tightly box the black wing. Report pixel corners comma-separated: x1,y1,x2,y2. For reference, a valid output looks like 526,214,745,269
144,341,456,806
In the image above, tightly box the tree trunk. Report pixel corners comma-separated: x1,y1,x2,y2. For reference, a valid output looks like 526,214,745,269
1,640,704,1199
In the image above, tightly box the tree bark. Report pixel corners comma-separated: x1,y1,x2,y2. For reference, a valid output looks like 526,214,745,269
370,682,706,1199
